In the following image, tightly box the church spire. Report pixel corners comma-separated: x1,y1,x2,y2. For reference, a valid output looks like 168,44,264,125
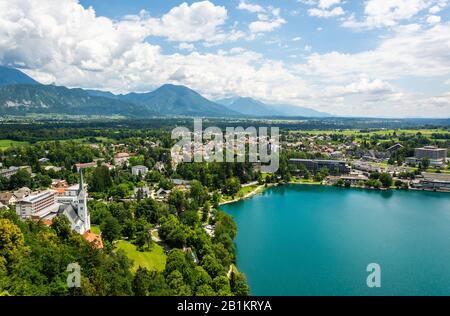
77,169,90,233
78,169,84,195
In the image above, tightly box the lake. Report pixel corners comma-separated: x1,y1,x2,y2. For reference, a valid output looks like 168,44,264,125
221,185,450,296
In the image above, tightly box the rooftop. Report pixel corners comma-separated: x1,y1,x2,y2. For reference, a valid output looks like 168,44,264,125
20,190,56,203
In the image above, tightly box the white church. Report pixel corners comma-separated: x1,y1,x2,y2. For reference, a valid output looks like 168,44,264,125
16,170,91,234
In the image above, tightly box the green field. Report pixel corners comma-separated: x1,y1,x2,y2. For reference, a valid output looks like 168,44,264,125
289,129,449,137
115,240,167,273
0,139,29,150
221,184,260,202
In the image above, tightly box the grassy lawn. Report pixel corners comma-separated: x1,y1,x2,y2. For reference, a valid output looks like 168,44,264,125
90,225,101,234
115,240,166,273
221,184,260,202
290,178,322,185
0,139,29,150
288,129,450,142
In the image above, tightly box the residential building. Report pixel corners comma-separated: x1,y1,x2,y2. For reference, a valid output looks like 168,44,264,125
410,173,450,192
407,146,448,167
155,188,171,200
289,159,351,174
132,165,149,177
0,192,18,206
134,186,151,199
114,152,130,166
13,187,31,199
154,161,166,173
0,166,32,179
387,143,404,155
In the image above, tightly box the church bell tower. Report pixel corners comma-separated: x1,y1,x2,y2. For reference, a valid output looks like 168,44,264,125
77,170,90,233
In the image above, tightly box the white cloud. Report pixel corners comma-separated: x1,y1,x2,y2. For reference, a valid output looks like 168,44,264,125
292,37,302,41
237,1,265,13
326,78,394,96
318,0,342,9
178,43,195,51
342,0,449,29
144,1,232,43
0,0,449,117
429,5,442,13
308,7,345,18
249,18,286,33
427,15,441,24
244,4,286,34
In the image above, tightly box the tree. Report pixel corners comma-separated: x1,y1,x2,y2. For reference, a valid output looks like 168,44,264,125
190,180,207,207
202,201,210,223
196,284,216,296
212,276,232,296
133,267,152,296
0,219,25,265
167,270,191,296
369,171,380,180
180,210,199,228
135,227,152,251
395,180,403,188
224,177,241,198
159,216,187,248
32,173,52,189
201,255,224,279
168,190,186,213
421,157,430,169
230,270,250,296
379,173,393,188
90,166,112,192
51,215,72,240
9,169,32,190
100,215,122,243
122,219,136,240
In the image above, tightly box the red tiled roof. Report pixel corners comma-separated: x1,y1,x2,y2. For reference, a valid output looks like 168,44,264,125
83,231,104,249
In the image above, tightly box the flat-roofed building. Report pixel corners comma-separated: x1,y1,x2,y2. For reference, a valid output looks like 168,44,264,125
410,173,450,192
407,146,448,167
289,159,351,174
415,146,447,160
16,190,57,219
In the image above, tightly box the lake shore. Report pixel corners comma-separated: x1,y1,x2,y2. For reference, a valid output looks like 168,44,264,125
219,184,273,206
219,178,449,207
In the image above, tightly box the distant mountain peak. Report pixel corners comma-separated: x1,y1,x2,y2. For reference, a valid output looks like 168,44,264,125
119,84,239,117
0,66,40,86
217,95,331,117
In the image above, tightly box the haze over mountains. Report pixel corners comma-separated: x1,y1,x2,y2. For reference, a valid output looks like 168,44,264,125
0,66,330,118
216,96,331,117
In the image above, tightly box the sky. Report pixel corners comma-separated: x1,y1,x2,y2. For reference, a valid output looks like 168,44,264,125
1,0,450,118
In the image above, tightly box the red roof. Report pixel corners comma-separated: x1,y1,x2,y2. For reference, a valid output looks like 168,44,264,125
83,231,104,249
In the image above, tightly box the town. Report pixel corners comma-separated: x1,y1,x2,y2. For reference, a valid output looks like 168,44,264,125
0,119,448,297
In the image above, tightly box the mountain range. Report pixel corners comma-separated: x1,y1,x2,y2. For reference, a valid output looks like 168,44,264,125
216,97,331,117
0,66,331,118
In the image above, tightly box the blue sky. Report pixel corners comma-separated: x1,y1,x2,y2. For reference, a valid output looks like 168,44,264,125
1,0,450,117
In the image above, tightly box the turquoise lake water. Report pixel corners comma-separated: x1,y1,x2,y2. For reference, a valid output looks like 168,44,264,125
221,185,450,296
